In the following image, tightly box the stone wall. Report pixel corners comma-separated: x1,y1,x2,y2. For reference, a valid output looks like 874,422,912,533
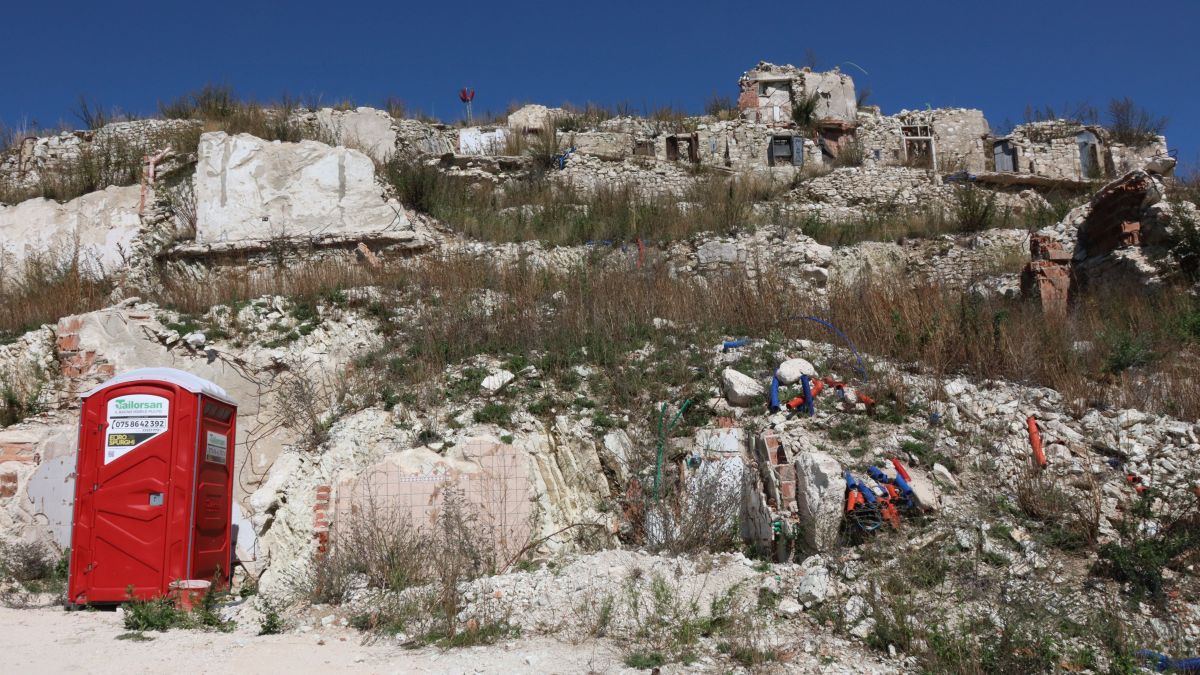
690,119,822,174
999,122,1170,181
554,152,698,198
856,108,989,173
737,62,857,124
0,119,201,194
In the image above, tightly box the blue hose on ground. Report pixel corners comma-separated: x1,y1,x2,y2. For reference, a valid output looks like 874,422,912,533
800,374,814,416
769,373,781,411
722,338,751,352
792,316,868,383
1139,650,1200,672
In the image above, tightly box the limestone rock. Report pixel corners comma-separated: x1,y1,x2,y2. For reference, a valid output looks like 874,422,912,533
194,132,409,243
507,104,565,132
315,107,397,163
0,185,143,279
776,358,818,385
481,369,515,394
795,451,844,551
721,368,764,407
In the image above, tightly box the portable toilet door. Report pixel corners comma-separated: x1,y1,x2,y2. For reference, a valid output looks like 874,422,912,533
68,367,237,605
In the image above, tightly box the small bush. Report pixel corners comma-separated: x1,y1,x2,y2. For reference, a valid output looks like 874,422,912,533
950,186,998,232
1102,329,1154,373
0,540,56,582
704,93,738,120
122,595,190,632
474,402,512,426
258,600,286,635
1015,470,1100,550
791,92,821,133
1106,97,1168,146
1095,491,1200,601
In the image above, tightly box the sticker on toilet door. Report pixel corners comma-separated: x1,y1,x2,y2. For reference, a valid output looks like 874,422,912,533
105,395,169,464
205,431,228,464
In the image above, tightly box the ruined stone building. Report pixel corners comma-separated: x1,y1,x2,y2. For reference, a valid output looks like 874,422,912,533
986,120,1171,182
856,107,991,173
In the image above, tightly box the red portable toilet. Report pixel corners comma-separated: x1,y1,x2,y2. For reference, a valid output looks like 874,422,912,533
68,367,237,605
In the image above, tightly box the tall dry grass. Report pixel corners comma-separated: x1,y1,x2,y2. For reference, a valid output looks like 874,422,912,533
150,254,1200,420
0,251,113,342
384,157,779,245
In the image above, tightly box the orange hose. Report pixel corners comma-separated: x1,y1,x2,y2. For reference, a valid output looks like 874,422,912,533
1027,416,1047,468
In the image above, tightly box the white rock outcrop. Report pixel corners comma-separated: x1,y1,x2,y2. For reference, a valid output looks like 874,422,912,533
194,132,409,243
315,107,397,164
0,185,143,277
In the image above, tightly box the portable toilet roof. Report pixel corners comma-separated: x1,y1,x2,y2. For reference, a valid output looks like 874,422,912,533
81,367,236,405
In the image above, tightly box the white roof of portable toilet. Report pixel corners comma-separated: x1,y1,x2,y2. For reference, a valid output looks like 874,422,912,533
81,367,237,406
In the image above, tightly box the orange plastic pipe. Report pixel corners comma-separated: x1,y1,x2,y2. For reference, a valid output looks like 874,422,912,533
1027,416,1047,468
857,392,876,406
890,457,912,482
810,380,825,397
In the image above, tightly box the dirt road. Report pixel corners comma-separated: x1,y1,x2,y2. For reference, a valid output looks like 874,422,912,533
0,606,625,675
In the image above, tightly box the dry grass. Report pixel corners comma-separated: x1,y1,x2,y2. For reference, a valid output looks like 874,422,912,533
149,253,1200,422
384,157,769,244
159,84,303,143
0,124,201,205
0,250,113,342
307,489,521,646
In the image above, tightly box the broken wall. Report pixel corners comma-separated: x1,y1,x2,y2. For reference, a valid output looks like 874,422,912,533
691,119,822,174
856,108,989,173
333,440,534,563
0,119,201,195
737,62,857,125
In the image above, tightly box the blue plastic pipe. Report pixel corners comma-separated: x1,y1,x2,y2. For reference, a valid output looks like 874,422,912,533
769,373,781,411
800,374,814,416
722,338,751,352
1139,650,1200,672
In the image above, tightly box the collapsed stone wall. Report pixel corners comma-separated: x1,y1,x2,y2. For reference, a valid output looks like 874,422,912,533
554,152,699,198
0,119,201,195
856,108,990,173
1000,121,1171,181
737,62,857,124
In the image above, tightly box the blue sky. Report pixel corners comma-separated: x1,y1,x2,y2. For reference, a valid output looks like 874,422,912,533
5,0,1198,173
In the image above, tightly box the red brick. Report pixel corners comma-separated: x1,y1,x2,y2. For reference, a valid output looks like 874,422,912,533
779,480,796,503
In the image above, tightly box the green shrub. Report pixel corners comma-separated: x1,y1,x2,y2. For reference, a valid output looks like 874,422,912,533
473,402,512,425
123,595,190,632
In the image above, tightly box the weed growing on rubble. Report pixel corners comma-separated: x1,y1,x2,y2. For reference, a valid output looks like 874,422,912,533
1015,470,1100,551
1095,488,1200,602
307,489,529,648
121,583,235,633
0,249,113,344
144,252,1200,426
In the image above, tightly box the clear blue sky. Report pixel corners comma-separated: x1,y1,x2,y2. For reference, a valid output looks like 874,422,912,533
4,0,1198,173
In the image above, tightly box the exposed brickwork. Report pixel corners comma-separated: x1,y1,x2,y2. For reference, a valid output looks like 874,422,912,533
0,471,18,498
313,484,332,555
0,442,37,464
